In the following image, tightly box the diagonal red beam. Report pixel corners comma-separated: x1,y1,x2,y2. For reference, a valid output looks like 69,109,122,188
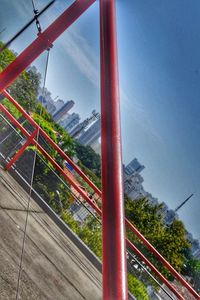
2,91,200,299
0,103,101,216
126,240,185,300
5,128,38,171
0,103,196,300
3,91,200,299
3,90,101,197
126,219,200,299
100,1,128,299
0,0,96,93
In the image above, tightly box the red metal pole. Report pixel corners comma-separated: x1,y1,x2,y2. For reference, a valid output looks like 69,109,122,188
126,219,200,299
3,90,101,197
5,129,38,171
126,240,185,300
0,103,101,216
1,105,199,299
100,1,128,299
0,0,95,93
3,92,200,299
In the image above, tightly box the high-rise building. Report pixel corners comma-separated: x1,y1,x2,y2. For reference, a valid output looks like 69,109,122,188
54,99,64,112
78,118,101,146
53,100,75,122
124,172,144,196
37,87,57,115
123,158,145,199
60,113,80,133
90,138,101,155
124,158,145,176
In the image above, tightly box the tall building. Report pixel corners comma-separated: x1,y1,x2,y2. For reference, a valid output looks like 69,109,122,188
53,100,75,123
54,99,64,112
37,87,56,115
60,113,80,133
186,232,200,257
90,138,101,155
124,172,144,197
78,118,101,146
124,158,145,176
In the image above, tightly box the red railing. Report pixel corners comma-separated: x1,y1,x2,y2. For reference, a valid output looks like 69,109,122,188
1,95,199,300
0,0,199,299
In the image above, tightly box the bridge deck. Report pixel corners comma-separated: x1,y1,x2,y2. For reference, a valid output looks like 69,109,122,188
0,168,102,300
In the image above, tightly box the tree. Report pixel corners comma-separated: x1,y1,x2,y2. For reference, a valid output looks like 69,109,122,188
75,142,101,177
182,248,200,292
128,273,149,300
125,197,190,279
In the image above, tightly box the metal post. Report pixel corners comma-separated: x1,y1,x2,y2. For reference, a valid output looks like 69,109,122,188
5,129,38,171
0,103,101,216
3,90,101,197
100,1,128,299
0,0,95,93
125,219,200,299
3,92,200,299
1,102,199,299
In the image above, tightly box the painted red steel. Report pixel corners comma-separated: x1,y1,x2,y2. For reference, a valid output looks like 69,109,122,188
0,103,101,216
0,102,197,299
0,0,199,296
0,0,95,93
0,103,184,299
126,219,200,299
3,89,101,197
5,128,38,171
100,1,128,299
126,240,185,300
0,91,200,299
2,93,200,299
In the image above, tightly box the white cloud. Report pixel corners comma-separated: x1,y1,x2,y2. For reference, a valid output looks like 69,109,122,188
43,2,162,142
59,29,99,87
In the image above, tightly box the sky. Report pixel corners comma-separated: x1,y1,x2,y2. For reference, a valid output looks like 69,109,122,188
0,0,200,239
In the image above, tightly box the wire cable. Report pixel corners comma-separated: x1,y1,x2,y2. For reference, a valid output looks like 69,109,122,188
15,48,50,300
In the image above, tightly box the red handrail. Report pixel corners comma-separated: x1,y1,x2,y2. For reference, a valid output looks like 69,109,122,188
1,102,198,299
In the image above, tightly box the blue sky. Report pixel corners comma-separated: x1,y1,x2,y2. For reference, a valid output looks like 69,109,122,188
0,0,200,239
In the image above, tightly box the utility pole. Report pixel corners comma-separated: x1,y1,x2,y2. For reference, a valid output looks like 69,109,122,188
175,193,194,213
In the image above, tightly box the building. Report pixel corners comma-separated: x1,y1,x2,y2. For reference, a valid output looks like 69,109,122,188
63,113,80,133
78,118,101,146
124,158,145,176
53,100,75,122
89,138,101,155
124,172,144,197
37,87,56,115
123,158,147,200
186,232,200,257
54,99,64,112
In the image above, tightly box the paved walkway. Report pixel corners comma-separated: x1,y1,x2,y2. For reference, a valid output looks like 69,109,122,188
0,168,102,300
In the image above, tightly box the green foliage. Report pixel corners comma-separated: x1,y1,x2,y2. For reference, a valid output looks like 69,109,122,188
75,142,101,177
60,211,80,235
79,217,102,259
182,248,200,291
35,102,53,122
0,42,39,112
32,113,57,142
9,70,40,112
54,123,75,158
2,98,22,119
60,212,102,258
0,41,15,71
128,273,149,300
78,161,101,189
125,197,190,278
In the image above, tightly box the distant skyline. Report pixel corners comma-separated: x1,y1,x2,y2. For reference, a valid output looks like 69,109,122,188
0,0,200,239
